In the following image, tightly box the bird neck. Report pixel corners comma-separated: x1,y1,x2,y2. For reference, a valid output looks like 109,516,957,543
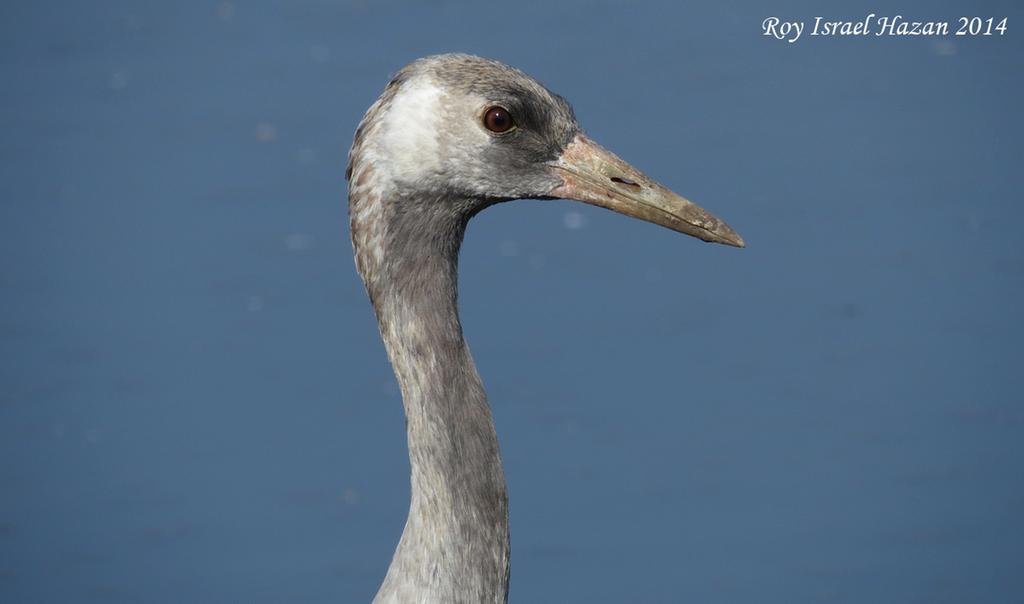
352,192,510,603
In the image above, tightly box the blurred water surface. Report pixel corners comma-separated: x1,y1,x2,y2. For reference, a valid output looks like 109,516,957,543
1,1,1023,602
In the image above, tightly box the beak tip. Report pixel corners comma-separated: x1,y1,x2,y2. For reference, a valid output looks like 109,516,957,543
710,224,745,248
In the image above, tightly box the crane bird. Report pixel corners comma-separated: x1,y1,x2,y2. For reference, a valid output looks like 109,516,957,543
346,54,743,604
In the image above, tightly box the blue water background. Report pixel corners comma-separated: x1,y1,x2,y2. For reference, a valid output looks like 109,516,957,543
2,1,1022,602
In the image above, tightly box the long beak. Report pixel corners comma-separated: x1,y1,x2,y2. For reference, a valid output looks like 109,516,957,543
548,134,744,247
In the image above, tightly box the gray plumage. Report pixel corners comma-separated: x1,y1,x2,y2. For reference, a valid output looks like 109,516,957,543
346,53,743,604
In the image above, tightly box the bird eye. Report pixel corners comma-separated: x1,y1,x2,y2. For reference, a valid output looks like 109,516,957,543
483,106,514,133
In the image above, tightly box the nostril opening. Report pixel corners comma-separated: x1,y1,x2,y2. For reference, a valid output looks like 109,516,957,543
611,176,640,189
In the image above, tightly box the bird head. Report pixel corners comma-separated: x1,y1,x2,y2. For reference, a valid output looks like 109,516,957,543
347,53,743,248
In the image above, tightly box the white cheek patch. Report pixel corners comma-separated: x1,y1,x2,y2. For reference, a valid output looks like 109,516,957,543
378,78,446,184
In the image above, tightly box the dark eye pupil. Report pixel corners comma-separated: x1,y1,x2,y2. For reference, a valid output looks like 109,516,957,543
484,107,513,133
